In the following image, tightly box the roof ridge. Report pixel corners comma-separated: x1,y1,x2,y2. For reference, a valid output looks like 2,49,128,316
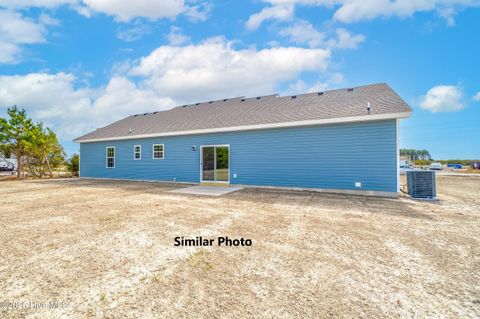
276,82,388,99
74,82,411,143
136,83,388,116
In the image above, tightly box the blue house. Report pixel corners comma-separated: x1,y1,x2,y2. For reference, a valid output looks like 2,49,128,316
74,83,412,197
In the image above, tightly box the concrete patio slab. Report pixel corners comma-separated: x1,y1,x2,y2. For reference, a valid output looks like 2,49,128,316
169,185,243,196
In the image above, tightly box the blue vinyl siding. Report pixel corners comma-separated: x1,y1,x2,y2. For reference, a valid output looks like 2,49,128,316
80,120,398,192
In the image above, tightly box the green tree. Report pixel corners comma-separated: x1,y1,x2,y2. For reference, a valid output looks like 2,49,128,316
0,106,65,178
421,149,432,160
0,106,35,177
24,123,65,178
67,153,80,177
400,148,432,163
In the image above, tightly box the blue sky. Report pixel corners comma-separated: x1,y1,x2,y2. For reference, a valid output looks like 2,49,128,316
0,0,479,159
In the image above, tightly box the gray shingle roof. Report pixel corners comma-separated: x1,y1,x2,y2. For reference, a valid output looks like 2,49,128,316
74,83,411,142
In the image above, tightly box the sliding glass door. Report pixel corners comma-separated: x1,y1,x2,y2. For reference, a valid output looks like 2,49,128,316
215,146,229,182
202,146,215,181
201,145,229,183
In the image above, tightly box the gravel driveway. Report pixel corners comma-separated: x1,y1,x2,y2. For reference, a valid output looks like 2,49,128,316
1,176,479,318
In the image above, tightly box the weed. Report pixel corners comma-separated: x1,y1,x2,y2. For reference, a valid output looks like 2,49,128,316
187,250,214,271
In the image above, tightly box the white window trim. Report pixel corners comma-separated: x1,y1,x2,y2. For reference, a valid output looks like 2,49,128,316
134,145,141,160
106,146,115,168
152,144,164,160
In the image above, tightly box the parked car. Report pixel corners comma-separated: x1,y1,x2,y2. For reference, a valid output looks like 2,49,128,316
447,163,463,169
0,153,17,171
471,162,480,170
400,163,413,175
429,162,443,170
0,161,15,171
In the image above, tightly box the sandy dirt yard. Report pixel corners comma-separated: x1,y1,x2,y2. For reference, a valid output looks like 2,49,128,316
1,176,479,318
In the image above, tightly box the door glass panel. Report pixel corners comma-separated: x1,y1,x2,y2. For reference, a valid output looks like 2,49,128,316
216,146,229,182
202,147,215,181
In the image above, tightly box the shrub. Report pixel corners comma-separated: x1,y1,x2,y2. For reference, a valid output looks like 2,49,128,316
67,153,80,177
414,159,433,166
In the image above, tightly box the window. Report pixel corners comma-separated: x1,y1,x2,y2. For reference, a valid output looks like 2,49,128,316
153,144,164,159
106,146,115,168
134,145,141,160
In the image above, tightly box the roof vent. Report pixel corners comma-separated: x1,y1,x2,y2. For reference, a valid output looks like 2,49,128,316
256,97,261,100
241,98,246,102
223,99,228,102
317,92,323,96
153,111,158,114
134,114,139,117
182,105,188,108
347,88,354,92
291,95,297,99
367,102,372,113
195,103,200,106
143,113,148,115
209,101,213,104
128,128,132,134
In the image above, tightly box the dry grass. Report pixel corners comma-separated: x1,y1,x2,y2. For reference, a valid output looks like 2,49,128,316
0,176,479,318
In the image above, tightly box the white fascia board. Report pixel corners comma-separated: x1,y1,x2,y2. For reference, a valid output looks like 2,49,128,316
74,111,412,143
396,118,400,193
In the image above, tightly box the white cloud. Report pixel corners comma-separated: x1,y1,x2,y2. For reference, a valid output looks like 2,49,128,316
473,92,480,101
0,0,212,22
420,85,464,112
327,28,365,49
183,0,212,22
258,0,335,6
0,10,47,64
0,1,211,62
0,38,332,141
0,0,76,9
279,20,325,47
166,26,191,46
130,37,331,102
117,23,150,42
246,4,294,30
82,0,212,22
92,77,173,120
0,73,172,139
38,13,60,26
80,0,185,22
0,73,93,137
333,0,427,23
285,72,343,95
279,21,365,49
249,0,480,27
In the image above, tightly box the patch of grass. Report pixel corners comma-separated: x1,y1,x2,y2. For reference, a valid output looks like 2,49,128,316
99,292,106,302
98,216,115,222
187,249,214,271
